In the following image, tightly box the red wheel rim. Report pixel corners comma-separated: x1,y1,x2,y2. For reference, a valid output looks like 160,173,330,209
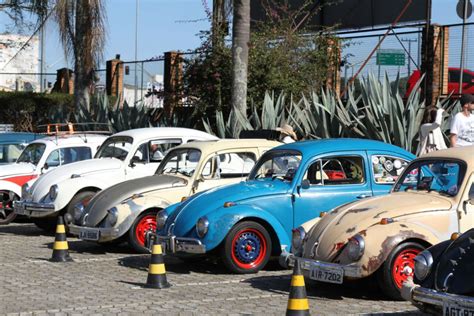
135,215,156,247
392,247,421,289
230,228,267,270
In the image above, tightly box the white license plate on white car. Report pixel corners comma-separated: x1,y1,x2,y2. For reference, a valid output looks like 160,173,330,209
79,229,99,241
443,302,474,316
309,264,343,284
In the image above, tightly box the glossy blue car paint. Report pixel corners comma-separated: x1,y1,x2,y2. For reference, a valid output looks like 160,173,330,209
159,139,415,269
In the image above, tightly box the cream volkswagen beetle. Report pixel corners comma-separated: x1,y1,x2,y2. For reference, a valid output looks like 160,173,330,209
68,139,280,252
285,146,474,300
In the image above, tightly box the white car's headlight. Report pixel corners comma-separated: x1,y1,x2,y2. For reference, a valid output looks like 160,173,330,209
156,210,168,231
195,216,209,238
347,234,365,261
414,250,433,281
21,183,30,198
291,226,306,253
49,185,58,201
106,207,119,226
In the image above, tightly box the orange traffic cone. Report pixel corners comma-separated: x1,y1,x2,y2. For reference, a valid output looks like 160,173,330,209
145,240,170,289
286,261,310,315
50,216,73,262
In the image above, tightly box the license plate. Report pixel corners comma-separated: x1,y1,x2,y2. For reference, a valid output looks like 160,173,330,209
14,204,29,215
309,264,343,284
79,229,99,241
443,301,474,316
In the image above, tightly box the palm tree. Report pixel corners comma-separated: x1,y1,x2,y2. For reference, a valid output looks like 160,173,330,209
231,0,250,122
3,0,106,111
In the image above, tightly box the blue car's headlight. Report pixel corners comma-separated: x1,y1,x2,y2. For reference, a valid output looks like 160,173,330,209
156,210,168,232
196,216,209,238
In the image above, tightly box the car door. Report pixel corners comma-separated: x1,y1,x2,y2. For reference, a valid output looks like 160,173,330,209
292,151,372,227
366,151,411,196
458,173,474,233
125,139,182,180
195,150,258,193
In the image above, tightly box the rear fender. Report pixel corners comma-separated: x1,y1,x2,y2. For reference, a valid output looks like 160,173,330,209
202,205,290,252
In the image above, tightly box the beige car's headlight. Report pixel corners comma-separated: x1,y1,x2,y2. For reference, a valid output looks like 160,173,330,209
291,226,306,254
347,234,365,261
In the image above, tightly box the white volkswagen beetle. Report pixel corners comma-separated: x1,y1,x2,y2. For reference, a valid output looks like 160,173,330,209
0,131,107,225
14,127,217,231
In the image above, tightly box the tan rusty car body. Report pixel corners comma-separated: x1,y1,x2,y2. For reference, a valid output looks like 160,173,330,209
287,146,474,299
69,139,280,252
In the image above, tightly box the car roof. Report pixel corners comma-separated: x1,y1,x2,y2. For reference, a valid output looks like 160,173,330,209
31,133,107,146
171,139,281,152
419,146,474,171
112,127,218,141
273,138,413,157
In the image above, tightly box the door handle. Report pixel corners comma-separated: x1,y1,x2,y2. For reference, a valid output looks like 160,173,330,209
357,194,370,199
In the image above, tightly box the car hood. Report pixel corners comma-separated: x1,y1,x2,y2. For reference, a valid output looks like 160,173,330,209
0,163,35,178
434,228,474,294
168,179,291,237
304,192,453,260
83,175,188,226
30,158,123,195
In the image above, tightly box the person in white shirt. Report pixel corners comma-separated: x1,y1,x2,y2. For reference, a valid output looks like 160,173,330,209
416,106,447,155
450,94,474,147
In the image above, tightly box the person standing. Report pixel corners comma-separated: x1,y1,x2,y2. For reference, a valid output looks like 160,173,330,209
416,106,447,155
450,94,474,147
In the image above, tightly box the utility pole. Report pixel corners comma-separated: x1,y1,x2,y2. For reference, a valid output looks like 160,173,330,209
458,0,471,95
39,15,45,93
134,0,140,105
401,38,417,76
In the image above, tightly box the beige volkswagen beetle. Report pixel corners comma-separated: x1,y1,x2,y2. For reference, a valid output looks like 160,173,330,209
69,139,280,252
285,146,474,300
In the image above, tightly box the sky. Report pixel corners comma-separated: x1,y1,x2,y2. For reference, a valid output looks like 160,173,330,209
0,0,473,81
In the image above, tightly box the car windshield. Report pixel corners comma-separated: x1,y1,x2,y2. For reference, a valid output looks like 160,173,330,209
249,151,302,182
0,143,24,164
95,136,133,160
393,159,466,197
156,148,201,178
16,143,46,165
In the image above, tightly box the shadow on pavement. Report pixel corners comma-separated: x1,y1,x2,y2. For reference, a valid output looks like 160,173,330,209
0,223,53,237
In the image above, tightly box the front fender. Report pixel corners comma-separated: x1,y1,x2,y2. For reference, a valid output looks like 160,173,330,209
201,205,290,253
0,180,22,197
53,178,108,211
345,222,442,277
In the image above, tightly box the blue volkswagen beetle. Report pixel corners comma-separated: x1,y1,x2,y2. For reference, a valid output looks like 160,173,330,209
154,139,415,273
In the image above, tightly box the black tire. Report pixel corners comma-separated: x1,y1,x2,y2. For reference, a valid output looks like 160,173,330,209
128,210,158,253
377,241,425,300
33,217,58,233
0,190,18,225
221,221,272,274
66,191,96,219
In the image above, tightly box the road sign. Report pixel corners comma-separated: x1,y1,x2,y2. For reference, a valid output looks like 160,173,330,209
376,49,406,66
457,0,472,19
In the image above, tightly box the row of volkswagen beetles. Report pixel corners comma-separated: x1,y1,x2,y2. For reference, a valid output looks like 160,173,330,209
1,125,473,314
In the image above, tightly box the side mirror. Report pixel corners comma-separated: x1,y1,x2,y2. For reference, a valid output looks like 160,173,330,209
129,156,141,167
301,179,310,190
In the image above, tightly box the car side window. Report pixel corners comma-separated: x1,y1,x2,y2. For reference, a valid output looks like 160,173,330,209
46,147,93,167
45,149,61,167
304,156,365,186
149,139,182,162
202,152,257,180
132,143,149,163
372,155,409,184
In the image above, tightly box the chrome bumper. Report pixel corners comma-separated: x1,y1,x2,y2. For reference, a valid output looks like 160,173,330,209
14,200,56,217
68,224,120,242
154,234,206,254
285,253,362,279
402,280,474,311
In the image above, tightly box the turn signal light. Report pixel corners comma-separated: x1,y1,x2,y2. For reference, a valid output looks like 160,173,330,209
181,196,187,202
319,212,327,218
380,218,394,225
224,201,236,208
451,232,460,240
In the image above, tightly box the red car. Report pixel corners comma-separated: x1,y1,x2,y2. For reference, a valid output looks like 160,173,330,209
405,68,474,98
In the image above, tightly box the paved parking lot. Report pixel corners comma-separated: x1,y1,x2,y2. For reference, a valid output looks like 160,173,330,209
0,223,425,315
